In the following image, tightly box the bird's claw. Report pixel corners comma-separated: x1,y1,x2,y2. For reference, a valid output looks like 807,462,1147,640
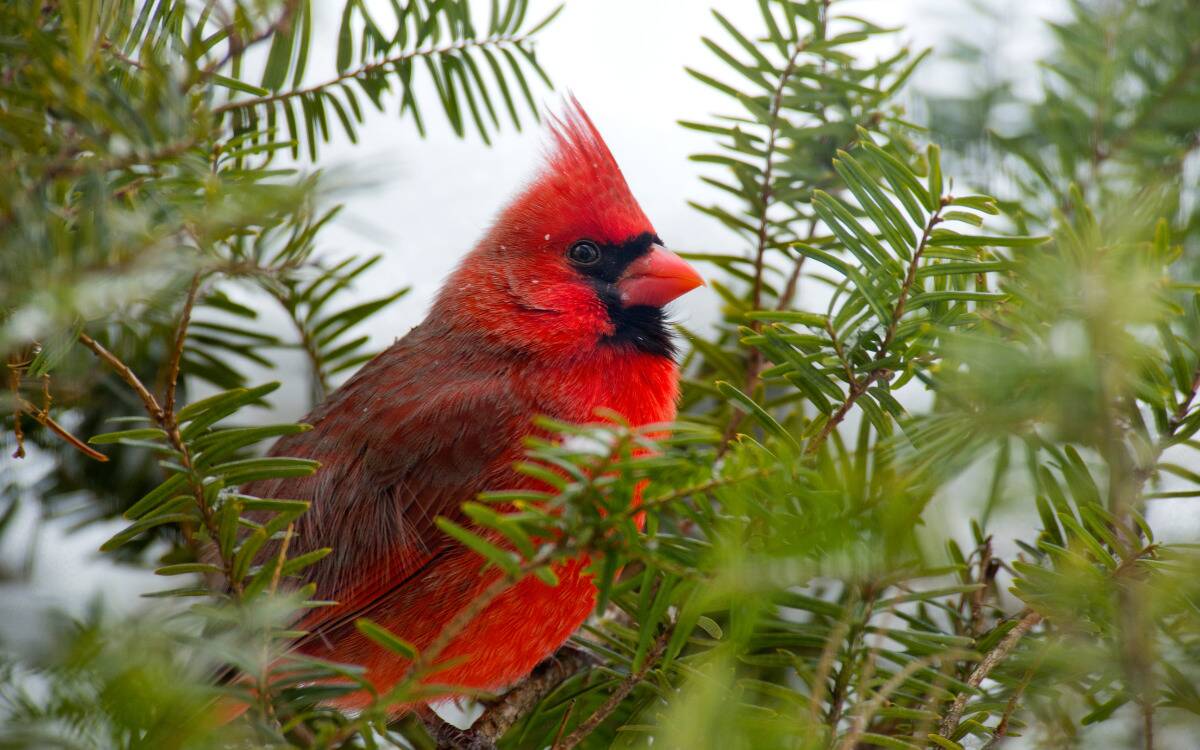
421,713,498,750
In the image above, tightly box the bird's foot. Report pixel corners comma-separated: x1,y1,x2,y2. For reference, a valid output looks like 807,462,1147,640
418,645,598,749
421,712,497,750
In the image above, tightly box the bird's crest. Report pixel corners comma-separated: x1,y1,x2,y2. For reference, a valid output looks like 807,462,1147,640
532,96,652,241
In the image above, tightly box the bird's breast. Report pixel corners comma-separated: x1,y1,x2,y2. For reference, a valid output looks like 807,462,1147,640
525,348,680,428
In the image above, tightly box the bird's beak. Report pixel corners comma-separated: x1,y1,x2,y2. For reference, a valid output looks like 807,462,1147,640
617,244,705,308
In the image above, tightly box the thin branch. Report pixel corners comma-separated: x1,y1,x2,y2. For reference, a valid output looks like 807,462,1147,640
553,629,672,750
806,196,948,453
721,41,809,449
163,273,201,420
749,43,808,314
809,596,856,722
266,288,330,405
99,38,145,70
837,650,967,750
939,610,1042,739
15,397,108,462
78,327,241,595
1167,365,1200,434
980,663,1036,750
6,356,25,459
212,33,534,116
194,0,298,85
471,646,598,743
775,220,819,311
77,332,164,421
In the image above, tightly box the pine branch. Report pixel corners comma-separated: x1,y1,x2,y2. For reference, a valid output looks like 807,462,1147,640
723,42,809,447
938,610,1042,739
554,628,672,750
806,194,949,454
750,42,808,314
212,33,535,117
78,328,243,596
163,273,201,420
14,397,108,462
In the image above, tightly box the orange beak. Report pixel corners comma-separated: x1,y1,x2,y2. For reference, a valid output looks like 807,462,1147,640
616,244,705,308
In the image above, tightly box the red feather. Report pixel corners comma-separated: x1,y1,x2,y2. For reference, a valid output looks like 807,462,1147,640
239,98,694,709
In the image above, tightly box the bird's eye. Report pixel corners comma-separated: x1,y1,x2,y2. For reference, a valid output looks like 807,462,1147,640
567,240,601,266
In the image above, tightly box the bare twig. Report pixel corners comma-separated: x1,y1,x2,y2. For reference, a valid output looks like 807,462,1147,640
939,610,1042,739
77,332,164,421
163,273,201,420
15,397,108,462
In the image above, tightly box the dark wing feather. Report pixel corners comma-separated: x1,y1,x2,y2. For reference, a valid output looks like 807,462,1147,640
242,321,535,640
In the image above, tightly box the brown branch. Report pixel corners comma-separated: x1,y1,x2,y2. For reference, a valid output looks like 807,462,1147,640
749,43,807,314
163,273,201,420
775,221,819,312
194,0,297,85
723,42,809,449
939,610,1042,739
809,604,855,723
980,665,1035,750
77,333,163,421
553,629,671,750
265,287,330,405
99,38,145,70
827,582,881,727
6,356,25,459
15,397,108,462
776,255,807,311
78,326,240,595
837,650,967,750
1167,366,1200,434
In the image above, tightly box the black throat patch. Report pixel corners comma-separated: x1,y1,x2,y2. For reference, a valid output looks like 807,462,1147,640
574,232,677,359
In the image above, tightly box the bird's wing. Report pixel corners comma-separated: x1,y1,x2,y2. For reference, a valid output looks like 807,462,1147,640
241,325,537,646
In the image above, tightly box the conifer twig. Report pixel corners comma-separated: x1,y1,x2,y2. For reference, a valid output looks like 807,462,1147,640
14,397,108,462
553,628,672,750
807,196,949,454
212,34,536,116
939,610,1042,739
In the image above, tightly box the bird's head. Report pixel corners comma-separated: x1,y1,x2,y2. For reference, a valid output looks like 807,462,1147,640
440,97,704,358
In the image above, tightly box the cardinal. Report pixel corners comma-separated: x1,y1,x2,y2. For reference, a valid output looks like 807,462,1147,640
240,98,703,715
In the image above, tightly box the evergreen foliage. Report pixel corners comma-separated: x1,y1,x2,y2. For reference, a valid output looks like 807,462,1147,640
2,1,1199,748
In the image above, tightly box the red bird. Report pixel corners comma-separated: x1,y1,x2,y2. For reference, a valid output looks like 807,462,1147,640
243,99,703,709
